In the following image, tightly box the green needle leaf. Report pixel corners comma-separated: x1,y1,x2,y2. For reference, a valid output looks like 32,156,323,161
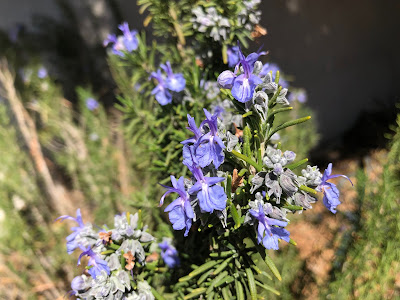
268,116,311,140
231,150,262,172
264,253,282,281
299,185,318,195
245,268,257,300
184,288,207,300
235,280,245,300
286,158,309,170
255,280,281,295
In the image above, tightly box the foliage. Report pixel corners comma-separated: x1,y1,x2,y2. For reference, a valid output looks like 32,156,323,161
324,111,400,299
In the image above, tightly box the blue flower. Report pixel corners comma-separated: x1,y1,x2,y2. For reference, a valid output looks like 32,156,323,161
288,89,307,103
182,110,225,169
150,69,172,105
103,23,139,57
161,61,186,92
231,65,262,103
118,22,139,52
160,176,194,236
232,48,264,103
182,114,203,145
218,45,266,98
56,209,88,254
227,46,240,67
195,109,225,169
249,203,290,250
184,150,227,213
86,98,99,111
78,246,110,279
71,276,85,291
317,163,353,214
37,67,48,79
158,239,180,268
103,34,124,57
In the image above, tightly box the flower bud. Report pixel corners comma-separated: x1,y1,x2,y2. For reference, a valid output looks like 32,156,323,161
279,169,298,196
293,192,316,209
71,275,86,291
283,151,296,164
217,70,236,89
252,61,263,75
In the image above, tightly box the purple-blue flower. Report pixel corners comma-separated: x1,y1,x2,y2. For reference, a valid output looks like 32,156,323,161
232,48,264,103
71,276,85,291
78,246,110,279
196,109,225,169
317,163,353,214
103,34,124,57
227,46,240,67
158,239,180,268
56,209,87,254
150,69,172,105
182,110,225,169
37,67,48,79
183,150,227,213
249,203,290,250
231,62,262,103
218,45,266,99
161,61,186,92
103,23,139,57
182,114,203,145
86,98,99,111
160,176,194,237
288,89,307,103
118,22,139,52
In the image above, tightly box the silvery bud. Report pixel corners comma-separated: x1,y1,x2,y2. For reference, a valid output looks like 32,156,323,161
301,165,323,187
226,131,239,152
250,171,267,193
293,192,316,210
253,61,263,75
276,88,289,105
279,169,298,196
140,232,155,243
260,73,278,92
283,151,296,164
265,172,283,203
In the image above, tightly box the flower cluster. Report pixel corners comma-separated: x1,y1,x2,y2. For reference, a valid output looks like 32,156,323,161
158,238,180,268
247,146,352,249
58,210,156,299
191,7,230,42
218,47,293,105
159,109,227,236
191,1,262,42
150,61,186,105
238,0,262,31
103,22,139,57
159,46,353,254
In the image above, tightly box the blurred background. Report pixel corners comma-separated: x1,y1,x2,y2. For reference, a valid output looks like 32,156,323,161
0,0,399,299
